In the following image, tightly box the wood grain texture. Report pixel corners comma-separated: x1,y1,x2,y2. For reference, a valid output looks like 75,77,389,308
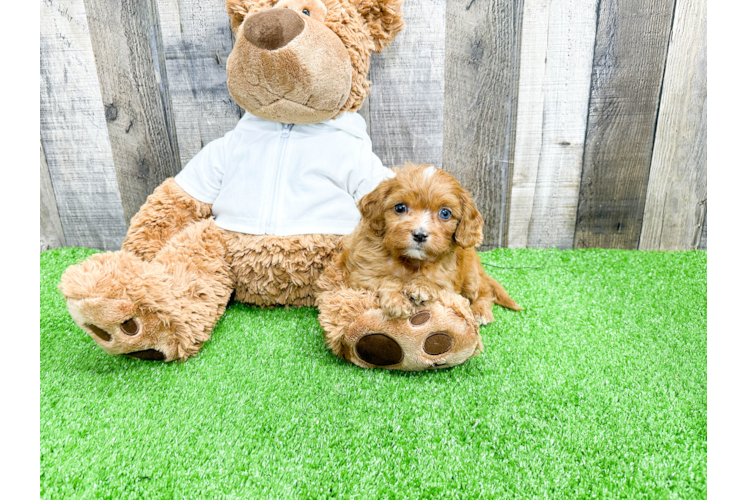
573,0,676,249
40,0,128,250
155,0,242,165
84,0,182,224
639,0,707,251
368,0,445,169
443,0,523,250
507,0,598,249
40,139,67,252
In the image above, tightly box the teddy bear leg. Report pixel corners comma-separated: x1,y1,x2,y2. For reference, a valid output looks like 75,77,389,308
60,219,233,361
317,287,482,371
121,178,214,262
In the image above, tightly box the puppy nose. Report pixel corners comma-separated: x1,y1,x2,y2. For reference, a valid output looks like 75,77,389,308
243,8,305,51
412,228,429,243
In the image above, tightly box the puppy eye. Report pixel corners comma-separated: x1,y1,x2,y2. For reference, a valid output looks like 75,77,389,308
394,203,407,214
439,208,452,220
302,8,311,16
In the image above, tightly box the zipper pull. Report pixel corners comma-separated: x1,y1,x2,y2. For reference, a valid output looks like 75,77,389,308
280,123,291,138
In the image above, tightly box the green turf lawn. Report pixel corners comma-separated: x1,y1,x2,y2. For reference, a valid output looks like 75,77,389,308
40,247,706,499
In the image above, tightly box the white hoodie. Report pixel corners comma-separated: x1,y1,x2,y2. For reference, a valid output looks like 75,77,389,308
174,111,393,236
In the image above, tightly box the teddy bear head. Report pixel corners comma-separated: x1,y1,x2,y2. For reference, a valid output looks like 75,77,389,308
225,0,403,124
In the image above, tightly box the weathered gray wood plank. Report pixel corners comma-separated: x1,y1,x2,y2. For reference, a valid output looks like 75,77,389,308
155,0,242,165
639,0,707,251
443,0,523,249
573,0,676,249
507,0,598,249
83,0,182,224
40,139,67,252
368,0,445,169
40,0,128,250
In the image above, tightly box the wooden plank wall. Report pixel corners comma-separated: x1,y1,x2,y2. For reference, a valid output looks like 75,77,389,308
40,0,128,251
83,0,182,223
443,0,523,249
507,0,598,249
639,0,707,251
574,0,676,249
40,0,707,252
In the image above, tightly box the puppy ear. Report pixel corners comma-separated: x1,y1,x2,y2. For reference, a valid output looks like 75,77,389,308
358,178,394,236
454,189,484,248
356,0,405,53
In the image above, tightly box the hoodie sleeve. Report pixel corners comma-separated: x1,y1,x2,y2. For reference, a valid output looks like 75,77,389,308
351,150,395,202
173,131,230,204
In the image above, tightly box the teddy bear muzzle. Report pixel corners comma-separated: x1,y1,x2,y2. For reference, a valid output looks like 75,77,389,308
227,7,353,125
243,8,305,51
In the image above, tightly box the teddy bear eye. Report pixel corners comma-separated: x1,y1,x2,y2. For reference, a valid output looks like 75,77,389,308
394,203,407,214
439,208,452,220
302,8,310,16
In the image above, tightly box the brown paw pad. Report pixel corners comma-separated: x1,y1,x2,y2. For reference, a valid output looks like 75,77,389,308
423,332,453,355
121,318,140,336
85,324,111,342
355,333,404,366
409,311,431,326
126,349,165,361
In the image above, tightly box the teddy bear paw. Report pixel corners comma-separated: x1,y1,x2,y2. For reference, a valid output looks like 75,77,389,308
343,300,481,371
66,297,179,361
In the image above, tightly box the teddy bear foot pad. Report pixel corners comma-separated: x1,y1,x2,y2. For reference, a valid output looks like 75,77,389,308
67,298,175,362
345,304,481,371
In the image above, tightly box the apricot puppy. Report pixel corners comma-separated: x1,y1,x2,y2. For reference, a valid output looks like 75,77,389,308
342,163,521,324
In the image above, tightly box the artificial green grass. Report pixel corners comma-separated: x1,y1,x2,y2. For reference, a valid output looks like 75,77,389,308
40,247,706,499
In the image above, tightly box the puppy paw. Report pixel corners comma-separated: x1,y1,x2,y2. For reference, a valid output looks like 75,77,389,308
403,277,439,306
379,290,416,318
471,301,495,325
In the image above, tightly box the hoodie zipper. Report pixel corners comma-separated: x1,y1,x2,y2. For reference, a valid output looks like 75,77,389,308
266,123,293,233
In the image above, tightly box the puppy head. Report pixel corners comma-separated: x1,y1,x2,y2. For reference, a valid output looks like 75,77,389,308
358,163,483,261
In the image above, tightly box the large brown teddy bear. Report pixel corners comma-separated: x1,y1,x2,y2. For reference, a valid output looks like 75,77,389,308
61,0,486,370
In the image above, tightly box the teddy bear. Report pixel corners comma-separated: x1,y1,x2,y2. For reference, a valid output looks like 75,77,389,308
60,0,487,370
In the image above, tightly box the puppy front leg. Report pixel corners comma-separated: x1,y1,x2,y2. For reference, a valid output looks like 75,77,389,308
378,277,416,318
403,276,440,307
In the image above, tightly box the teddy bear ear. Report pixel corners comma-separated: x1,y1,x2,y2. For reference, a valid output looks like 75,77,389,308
226,0,251,33
356,0,405,53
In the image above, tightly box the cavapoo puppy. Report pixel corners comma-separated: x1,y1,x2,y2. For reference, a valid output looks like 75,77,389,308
341,162,520,324
315,163,521,370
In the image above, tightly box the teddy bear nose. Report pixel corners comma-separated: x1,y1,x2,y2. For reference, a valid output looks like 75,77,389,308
243,8,306,51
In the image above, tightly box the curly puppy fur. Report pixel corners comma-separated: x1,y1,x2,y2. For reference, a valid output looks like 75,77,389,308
337,163,520,324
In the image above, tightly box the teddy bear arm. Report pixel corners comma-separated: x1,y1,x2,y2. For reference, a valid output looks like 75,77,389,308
122,178,214,261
